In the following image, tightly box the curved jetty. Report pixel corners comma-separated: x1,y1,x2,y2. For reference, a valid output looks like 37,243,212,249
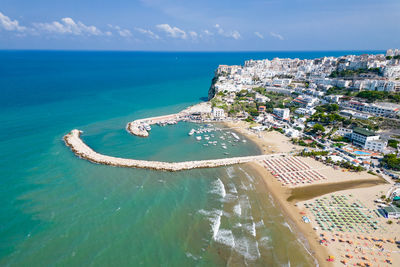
126,102,212,137
64,129,283,172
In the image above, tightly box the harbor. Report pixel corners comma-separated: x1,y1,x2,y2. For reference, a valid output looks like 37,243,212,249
64,129,284,171
126,102,212,137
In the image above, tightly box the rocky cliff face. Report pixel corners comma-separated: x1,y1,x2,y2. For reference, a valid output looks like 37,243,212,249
207,75,218,100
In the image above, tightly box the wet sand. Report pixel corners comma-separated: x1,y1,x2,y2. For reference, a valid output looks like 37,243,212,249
287,178,387,202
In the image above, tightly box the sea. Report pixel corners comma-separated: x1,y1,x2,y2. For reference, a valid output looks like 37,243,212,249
0,50,383,266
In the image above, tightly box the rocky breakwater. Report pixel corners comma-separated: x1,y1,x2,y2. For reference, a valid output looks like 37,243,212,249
126,121,149,137
126,102,212,137
64,129,279,171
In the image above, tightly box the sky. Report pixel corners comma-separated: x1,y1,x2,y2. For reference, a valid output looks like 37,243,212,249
0,0,399,51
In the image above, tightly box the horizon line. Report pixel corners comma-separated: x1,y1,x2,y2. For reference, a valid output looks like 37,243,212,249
0,49,387,53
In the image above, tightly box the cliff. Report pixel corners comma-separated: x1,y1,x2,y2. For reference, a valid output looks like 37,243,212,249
207,74,219,100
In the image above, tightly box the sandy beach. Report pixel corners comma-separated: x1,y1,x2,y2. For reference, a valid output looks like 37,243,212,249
223,120,303,155
226,120,394,266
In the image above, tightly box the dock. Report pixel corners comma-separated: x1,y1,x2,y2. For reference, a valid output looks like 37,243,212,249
126,102,212,137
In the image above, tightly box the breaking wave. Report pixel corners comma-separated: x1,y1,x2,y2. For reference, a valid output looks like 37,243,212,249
210,178,226,198
215,229,235,248
234,236,261,261
226,167,235,178
233,203,242,217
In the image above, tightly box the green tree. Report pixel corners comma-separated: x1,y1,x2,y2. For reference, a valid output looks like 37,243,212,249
382,154,400,171
312,123,325,134
388,139,399,149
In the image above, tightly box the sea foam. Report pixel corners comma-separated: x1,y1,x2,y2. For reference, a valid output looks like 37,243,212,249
211,210,223,240
233,203,242,217
226,167,235,178
210,178,226,198
215,229,235,248
234,237,261,261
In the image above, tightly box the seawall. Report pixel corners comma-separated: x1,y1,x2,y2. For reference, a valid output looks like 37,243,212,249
64,129,284,172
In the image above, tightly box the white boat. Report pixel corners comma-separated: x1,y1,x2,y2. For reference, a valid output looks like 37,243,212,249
196,136,202,141
242,139,247,143
222,145,227,149
205,136,210,140
231,132,240,140
143,123,151,131
188,129,195,136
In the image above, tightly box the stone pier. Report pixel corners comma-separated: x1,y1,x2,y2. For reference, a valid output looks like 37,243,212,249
64,129,283,172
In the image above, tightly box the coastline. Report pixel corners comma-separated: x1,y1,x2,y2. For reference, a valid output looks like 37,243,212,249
224,120,388,266
245,161,330,266
64,105,393,266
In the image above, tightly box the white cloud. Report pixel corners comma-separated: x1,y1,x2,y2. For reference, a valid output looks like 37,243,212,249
189,31,198,39
254,32,264,39
107,24,132,37
118,29,132,37
0,12,26,32
215,24,223,34
203,29,213,36
34,17,102,36
231,30,241,40
135,27,160,39
270,31,284,40
156,24,187,39
214,24,240,40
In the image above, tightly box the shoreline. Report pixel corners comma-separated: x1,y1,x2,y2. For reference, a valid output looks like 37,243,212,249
246,161,329,266
225,120,388,267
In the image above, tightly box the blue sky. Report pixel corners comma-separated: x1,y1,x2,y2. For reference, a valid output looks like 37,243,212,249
1,0,399,51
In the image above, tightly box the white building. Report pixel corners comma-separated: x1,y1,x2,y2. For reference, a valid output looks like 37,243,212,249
295,107,316,116
284,129,300,138
364,139,387,152
336,127,353,138
212,107,225,119
351,127,386,152
341,101,400,117
255,93,270,103
292,95,319,107
273,108,290,120
363,102,400,117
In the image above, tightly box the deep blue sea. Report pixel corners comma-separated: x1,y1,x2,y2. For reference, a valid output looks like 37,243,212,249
0,50,383,266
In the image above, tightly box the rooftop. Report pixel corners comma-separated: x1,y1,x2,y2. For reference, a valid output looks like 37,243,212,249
353,127,376,137
384,205,400,214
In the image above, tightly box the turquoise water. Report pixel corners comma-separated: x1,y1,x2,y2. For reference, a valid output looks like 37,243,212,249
0,50,383,266
353,150,371,155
